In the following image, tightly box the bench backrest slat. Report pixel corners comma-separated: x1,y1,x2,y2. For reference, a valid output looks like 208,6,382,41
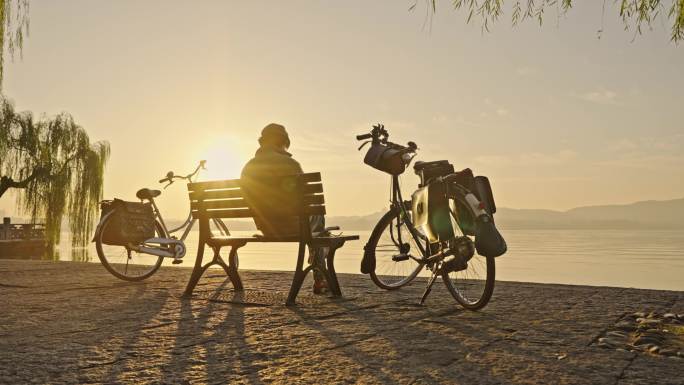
188,172,326,220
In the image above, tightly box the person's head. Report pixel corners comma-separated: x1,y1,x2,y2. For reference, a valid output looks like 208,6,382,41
258,123,290,150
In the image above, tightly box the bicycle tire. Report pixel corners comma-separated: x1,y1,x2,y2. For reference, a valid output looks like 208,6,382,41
95,215,165,281
441,190,496,310
368,203,425,290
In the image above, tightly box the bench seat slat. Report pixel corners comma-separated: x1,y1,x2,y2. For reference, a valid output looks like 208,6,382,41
188,179,240,191
191,199,249,210
193,208,254,219
192,204,325,219
299,172,322,183
189,189,243,200
302,183,323,194
207,234,360,245
190,194,323,210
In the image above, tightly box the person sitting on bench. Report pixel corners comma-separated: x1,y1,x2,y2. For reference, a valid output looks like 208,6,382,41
240,123,331,294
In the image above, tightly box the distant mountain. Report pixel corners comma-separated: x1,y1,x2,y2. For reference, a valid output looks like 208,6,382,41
496,198,684,229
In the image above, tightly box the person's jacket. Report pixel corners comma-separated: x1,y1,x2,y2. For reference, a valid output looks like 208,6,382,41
240,146,304,236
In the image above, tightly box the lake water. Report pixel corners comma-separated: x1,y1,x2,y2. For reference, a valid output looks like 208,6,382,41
48,229,684,291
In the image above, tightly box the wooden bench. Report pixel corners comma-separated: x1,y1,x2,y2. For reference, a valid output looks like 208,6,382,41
183,172,359,305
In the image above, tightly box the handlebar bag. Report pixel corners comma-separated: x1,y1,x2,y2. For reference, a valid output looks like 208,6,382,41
363,143,406,175
97,199,156,246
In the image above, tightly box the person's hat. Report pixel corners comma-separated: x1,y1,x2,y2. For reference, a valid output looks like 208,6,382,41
259,123,290,148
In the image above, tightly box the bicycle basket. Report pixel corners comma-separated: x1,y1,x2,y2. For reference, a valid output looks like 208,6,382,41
363,143,406,175
98,199,156,246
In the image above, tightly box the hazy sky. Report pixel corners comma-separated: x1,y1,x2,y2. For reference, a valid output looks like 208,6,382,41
2,1,683,219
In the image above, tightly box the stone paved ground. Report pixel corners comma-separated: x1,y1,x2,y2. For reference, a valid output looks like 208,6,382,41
1,259,683,384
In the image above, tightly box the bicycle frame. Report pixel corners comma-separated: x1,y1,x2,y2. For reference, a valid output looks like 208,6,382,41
388,173,481,266
388,174,428,259
126,161,230,259
147,201,230,242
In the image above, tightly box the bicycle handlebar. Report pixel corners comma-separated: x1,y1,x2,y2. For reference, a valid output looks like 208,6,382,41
158,160,207,188
356,124,417,151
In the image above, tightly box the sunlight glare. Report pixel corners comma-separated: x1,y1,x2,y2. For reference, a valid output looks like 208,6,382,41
199,137,248,181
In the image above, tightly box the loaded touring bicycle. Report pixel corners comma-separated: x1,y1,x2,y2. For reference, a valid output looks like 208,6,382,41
357,124,507,310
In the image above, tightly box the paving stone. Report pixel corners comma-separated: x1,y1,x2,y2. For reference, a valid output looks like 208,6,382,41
1,259,682,384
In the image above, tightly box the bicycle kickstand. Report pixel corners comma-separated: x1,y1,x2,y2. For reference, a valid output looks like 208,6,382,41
419,270,439,305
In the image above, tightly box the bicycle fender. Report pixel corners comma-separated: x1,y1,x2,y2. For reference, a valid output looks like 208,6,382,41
360,244,376,274
91,210,115,243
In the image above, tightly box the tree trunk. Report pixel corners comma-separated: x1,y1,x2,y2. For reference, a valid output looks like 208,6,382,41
0,168,50,198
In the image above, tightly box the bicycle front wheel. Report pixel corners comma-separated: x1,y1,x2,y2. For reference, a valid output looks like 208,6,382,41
368,204,425,290
95,215,165,281
441,191,496,310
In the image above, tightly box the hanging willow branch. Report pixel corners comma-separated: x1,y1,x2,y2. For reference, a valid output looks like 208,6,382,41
0,96,110,247
1,0,30,87
418,0,684,42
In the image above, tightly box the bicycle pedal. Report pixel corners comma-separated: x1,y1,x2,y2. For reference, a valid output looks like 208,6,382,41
392,253,410,262
171,259,183,265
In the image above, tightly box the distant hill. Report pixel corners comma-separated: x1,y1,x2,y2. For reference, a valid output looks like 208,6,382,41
214,198,684,231
496,198,684,229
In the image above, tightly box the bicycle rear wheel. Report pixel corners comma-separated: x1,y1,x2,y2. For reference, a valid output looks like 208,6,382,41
95,215,165,281
368,203,425,290
441,192,496,310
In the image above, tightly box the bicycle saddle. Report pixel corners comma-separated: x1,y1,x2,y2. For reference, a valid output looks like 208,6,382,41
136,188,161,200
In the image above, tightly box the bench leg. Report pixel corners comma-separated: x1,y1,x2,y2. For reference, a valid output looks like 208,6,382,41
227,246,243,291
211,246,243,292
286,241,308,306
325,241,344,297
182,239,207,298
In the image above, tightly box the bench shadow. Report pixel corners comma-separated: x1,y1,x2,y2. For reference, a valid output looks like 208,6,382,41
160,280,267,384
65,282,171,383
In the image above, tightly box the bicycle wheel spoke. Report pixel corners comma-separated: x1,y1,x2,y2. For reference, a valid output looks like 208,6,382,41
96,217,164,281
369,205,425,289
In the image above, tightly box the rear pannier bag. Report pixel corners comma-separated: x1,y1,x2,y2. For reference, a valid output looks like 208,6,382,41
98,199,156,246
473,176,497,215
475,215,507,257
363,143,406,175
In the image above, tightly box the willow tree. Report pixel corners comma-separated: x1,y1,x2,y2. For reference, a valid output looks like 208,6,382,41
419,0,684,42
1,0,29,87
0,97,110,247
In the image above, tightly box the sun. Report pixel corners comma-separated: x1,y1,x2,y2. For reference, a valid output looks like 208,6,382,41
201,143,247,180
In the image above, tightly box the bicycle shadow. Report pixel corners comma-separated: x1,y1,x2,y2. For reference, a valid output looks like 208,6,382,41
286,292,510,384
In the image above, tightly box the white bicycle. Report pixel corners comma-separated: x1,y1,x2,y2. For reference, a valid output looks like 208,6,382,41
93,160,231,281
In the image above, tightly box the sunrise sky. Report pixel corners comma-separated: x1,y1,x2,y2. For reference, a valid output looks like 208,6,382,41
2,1,683,219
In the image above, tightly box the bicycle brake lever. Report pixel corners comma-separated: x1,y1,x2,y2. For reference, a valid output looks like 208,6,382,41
163,180,174,189
358,140,371,151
